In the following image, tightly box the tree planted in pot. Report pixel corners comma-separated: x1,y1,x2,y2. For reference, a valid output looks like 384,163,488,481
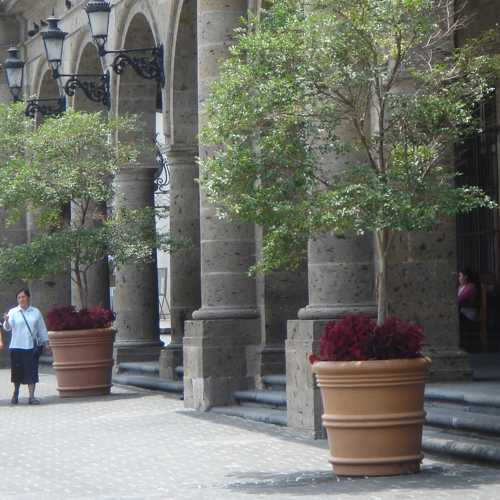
0,103,175,396
198,0,500,475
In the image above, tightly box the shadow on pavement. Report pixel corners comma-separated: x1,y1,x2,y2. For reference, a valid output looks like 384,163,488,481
223,462,500,496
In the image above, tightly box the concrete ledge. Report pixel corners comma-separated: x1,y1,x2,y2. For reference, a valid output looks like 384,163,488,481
113,374,183,394
233,389,287,408
211,406,287,426
423,429,500,464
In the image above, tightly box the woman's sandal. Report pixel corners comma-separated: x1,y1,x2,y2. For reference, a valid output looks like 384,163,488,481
28,397,40,405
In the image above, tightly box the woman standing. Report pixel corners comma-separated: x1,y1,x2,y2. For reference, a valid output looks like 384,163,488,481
458,269,480,323
2,288,49,405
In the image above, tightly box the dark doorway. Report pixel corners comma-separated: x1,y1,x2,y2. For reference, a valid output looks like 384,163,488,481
456,92,500,352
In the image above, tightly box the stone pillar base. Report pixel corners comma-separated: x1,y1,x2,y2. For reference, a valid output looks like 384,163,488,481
159,342,183,379
426,348,472,381
286,319,326,439
183,318,260,410
114,340,163,365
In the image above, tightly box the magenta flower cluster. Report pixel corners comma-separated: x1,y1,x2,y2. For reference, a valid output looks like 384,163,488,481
47,305,115,331
309,315,425,363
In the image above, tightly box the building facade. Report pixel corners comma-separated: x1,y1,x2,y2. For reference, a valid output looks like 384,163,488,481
0,0,498,437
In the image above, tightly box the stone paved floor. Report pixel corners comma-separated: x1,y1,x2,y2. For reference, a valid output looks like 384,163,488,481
0,368,499,499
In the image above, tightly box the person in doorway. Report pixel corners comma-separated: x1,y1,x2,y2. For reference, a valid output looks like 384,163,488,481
458,269,480,324
2,288,49,405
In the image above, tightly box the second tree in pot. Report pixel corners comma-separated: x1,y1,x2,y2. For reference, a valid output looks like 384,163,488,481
0,106,176,396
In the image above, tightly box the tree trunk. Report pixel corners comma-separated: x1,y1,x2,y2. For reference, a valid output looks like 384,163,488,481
375,230,390,326
74,268,88,310
377,251,387,326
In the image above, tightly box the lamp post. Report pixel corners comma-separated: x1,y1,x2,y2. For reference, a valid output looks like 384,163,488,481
42,14,110,108
85,0,164,86
3,47,24,102
2,47,66,117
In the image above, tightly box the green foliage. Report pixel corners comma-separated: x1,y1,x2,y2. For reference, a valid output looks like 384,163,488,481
200,0,500,277
0,106,174,307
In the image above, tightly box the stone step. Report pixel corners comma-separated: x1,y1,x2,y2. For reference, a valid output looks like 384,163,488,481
425,404,500,435
118,361,160,377
262,374,286,391
233,389,287,408
422,428,500,464
112,374,183,395
211,405,287,427
425,382,500,409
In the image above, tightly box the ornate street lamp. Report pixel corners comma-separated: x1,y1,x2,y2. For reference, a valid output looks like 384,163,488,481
85,0,165,86
2,47,66,117
42,15,66,73
42,14,111,108
85,0,111,53
3,47,25,101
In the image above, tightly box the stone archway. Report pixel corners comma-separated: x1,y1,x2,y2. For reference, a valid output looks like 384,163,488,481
113,12,162,363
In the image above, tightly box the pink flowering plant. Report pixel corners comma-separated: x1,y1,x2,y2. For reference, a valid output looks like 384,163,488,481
309,315,425,364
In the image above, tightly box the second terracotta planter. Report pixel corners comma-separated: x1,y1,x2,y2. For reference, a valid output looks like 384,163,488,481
49,328,116,397
312,357,431,477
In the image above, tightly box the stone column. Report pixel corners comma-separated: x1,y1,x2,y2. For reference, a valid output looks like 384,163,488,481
159,147,201,379
386,225,471,379
285,116,377,437
255,226,308,379
183,0,260,410
381,38,470,379
113,167,162,363
287,233,377,438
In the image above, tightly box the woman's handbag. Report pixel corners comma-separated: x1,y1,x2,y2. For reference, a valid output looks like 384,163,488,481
20,310,44,355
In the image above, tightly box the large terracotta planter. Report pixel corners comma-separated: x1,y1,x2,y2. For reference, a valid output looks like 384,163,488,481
312,357,431,477
48,328,116,397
